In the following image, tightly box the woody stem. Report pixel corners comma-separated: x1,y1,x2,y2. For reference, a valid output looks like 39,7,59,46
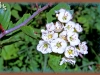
0,3,53,39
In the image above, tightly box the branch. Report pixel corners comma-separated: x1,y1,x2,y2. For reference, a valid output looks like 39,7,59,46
0,3,53,39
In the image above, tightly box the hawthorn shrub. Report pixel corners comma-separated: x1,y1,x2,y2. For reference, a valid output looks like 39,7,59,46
0,3,100,72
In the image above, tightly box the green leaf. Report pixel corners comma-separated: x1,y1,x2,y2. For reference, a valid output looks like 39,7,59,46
82,58,89,65
13,4,22,11
83,22,90,34
0,3,11,30
95,22,100,32
7,21,14,30
21,26,40,39
90,10,95,19
9,60,22,67
74,65,81,72
43,66,53,72
14,60,23,67
21,66,26,72
10,3,15,8
46,3,70,23
15,14,31,26
97,4,100,13
0,57,4,71
11,9,20,19
28,60,39,72
79,34,86,41
1,44,19,60
48,54,66,72
21,26,34,38
12,66,20,72
19,55,24,60
77,16,87,24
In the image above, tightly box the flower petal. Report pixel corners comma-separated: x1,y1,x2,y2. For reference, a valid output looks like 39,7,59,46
37,40,52,54
50,38,67,54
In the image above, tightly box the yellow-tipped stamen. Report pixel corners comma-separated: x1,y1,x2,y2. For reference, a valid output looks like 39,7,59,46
68,49,73,55
56,42,62,48
48,34,53,39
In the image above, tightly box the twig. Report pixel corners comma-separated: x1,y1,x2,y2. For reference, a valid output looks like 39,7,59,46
0,3,53,39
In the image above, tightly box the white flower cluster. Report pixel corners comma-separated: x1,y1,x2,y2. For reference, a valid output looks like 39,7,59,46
37,8,88,65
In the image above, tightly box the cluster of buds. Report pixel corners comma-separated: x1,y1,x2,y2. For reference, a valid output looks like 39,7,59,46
37,8,88,65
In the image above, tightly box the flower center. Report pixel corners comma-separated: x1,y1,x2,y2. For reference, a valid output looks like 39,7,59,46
67,25,71,29
62,16,67,20
68,49,73,55
48,34,52,39
70,36,74,41
43,43,48,48
56,42,62,48
61,35,66,40
62,12,68,20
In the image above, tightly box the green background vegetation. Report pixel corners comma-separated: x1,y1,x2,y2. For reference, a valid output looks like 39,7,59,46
0,3,100,72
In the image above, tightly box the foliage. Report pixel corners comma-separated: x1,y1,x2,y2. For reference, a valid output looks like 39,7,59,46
0,2,100,72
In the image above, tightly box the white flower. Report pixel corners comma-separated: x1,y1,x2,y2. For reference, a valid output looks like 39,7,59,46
59,8,66,13
59,31,67,40
64,21,75,34
37,40,52,54
67,32,80,46
76,41,88,55
60,57,76,65
55,8,66,14
56,14,59,17
41,29,58,43
57,10,72,23
74,23,83,32
64,46,78,58
46,22,55,31
50,38,67,54
54,21,64,32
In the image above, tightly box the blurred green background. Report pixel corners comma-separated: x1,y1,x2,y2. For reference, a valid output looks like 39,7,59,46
0,2,100,72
